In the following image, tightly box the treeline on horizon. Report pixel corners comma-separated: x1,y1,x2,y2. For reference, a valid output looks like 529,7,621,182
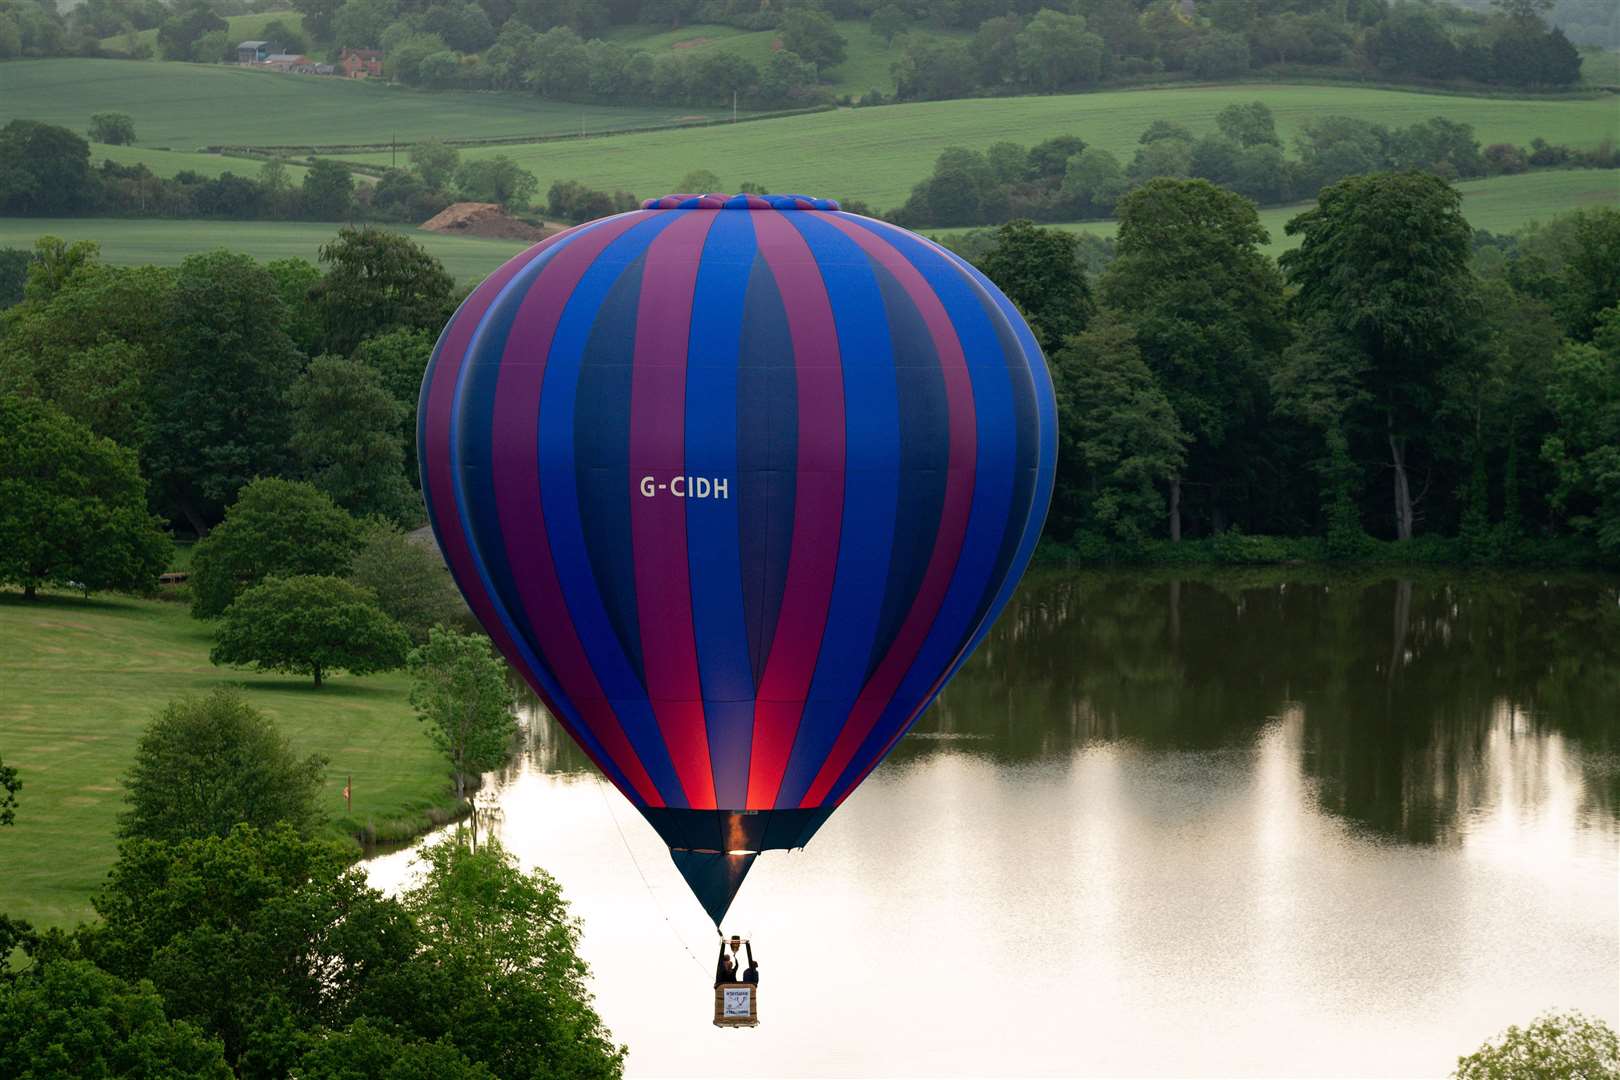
0,174,1617,584
0,0,1600,111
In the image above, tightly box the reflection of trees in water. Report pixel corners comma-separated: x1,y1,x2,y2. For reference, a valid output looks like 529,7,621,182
920,569,1620,844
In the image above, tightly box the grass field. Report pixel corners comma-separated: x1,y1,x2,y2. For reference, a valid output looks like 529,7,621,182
0,58,739,148
1581,47,1620,86
97,11,307,58
88,141,311,180
0,589,454,928
601,19,963,98
0,219,528,282
928,169,1620,254
338,84,1620,210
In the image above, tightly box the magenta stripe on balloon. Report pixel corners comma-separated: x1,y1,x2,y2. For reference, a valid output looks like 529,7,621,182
743,209,847,809
487,212,664,806
797,212,978,808
629,209,723,810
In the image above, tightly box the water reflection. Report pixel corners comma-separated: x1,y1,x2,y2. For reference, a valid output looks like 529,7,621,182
371,570,1619,1078
920,571,1620,844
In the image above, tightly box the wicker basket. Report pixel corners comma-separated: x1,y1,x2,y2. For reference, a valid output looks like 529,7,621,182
713,982,759,1028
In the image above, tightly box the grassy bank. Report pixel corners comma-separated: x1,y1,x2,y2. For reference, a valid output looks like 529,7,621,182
0,58,735,147
338,83,1620,210
0,219,527,283
0,589,457,928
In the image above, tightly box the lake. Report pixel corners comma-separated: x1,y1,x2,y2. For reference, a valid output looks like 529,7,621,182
367,569,1620,1077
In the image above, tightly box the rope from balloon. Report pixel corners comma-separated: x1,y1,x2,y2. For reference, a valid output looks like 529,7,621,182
593,775,711,973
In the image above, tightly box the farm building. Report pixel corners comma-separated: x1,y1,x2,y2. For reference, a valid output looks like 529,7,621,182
340,48,384,78
236,40,277,63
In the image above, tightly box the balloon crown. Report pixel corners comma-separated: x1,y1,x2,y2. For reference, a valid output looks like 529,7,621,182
641,193,842,211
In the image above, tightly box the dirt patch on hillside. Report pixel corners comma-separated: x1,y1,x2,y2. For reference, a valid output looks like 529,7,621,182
420,202,556,242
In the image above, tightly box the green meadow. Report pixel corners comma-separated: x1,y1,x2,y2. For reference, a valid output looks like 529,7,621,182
929,169,1620,254
88,141,312,179
0,589,455,928
0,219,527,282
0,58,737,148
339,83,1620,210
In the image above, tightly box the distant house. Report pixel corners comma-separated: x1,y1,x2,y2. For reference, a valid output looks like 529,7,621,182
237,40,277,64
340,48,384,78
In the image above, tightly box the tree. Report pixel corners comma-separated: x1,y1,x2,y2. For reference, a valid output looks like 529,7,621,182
1216,101,1279,147
1282,171,1476,541
975,220,1093,349
1048,312,1188,543
0,960,232,1079
189,478,364,618
870,3,906,44
781,8,845,67
296,1018,494,1080
88,111,135,145
409,139,460,189
212,575,411,688
1014,9,1105,90
1061,147,1127,215
1186,30,1250,78
260,17,306,52
314,227,456,356
0,247,27,309
119,689,327,843
454,155,538,210
290,356,417,523
676,168,722,193
141,251,302,534
759,49,818,102
398,838,625,1079
349,520,463,644
302,159,355,220
0,120,93,216
0,754,17,826
1540,305,1620,555
0,396,169,600
155,0,223,59
1101,180,1287,540
1454,1010,1618,1079
1026,134,1087,181
352,327,434,482
408,627,516,799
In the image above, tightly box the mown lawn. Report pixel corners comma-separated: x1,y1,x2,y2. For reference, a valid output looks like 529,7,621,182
928,169,1620,254
336,83,1620,211
0,58,736,148
0,589,453,928
0,218,528,283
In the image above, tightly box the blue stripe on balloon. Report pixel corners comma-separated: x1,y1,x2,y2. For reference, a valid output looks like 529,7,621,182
685,209,759,808
575,256,650,689
446,218,638,798
735,256,798,691
537,212,690,807
859,260,949,686
824,221,1021,804
770,212,900,810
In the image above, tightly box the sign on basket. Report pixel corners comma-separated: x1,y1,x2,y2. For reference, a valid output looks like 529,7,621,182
722,987,752,1018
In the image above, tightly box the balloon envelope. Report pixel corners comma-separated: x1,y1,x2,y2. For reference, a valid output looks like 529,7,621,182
419,193,1056,923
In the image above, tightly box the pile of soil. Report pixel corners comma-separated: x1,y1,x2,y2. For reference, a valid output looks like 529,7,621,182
420,202,555,242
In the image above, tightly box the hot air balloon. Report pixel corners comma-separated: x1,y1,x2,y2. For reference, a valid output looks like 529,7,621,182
418,192,1056,931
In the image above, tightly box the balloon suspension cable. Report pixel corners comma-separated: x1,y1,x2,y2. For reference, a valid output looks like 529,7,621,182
592,775,709,975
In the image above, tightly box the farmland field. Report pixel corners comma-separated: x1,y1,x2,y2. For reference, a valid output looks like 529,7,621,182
0,589,452,928
928,169,1620,255
0,58,741,148
339,83,1620,210
88,141,311,179
0,219,527,282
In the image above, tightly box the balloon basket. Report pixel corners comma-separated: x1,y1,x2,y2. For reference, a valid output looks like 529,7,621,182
714,983,759,1028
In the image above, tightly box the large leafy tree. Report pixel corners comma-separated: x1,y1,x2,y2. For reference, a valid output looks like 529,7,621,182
408,627,516,799
1101,178,1287,540
0,395,169,599
142,251,302,536
119,688,328,843
353,327,434,484
1454,1010,1618,1079
349,520,464,644
0,959,231,1079
289,356,416,523
0,121,93,216
1540,305,1620,555
780,8,845,67
395,838,625,1080
210,575,411,688
314,228,456,356
974,219,1093,350
189,478,364,618
1048,311,1188,543
1282,171,1476,540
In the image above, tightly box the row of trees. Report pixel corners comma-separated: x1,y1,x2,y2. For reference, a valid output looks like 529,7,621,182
967,184,1618,559
0,118,551,223
892,102,1615,226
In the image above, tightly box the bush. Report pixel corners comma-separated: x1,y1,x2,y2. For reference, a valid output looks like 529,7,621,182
88,112,135,145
